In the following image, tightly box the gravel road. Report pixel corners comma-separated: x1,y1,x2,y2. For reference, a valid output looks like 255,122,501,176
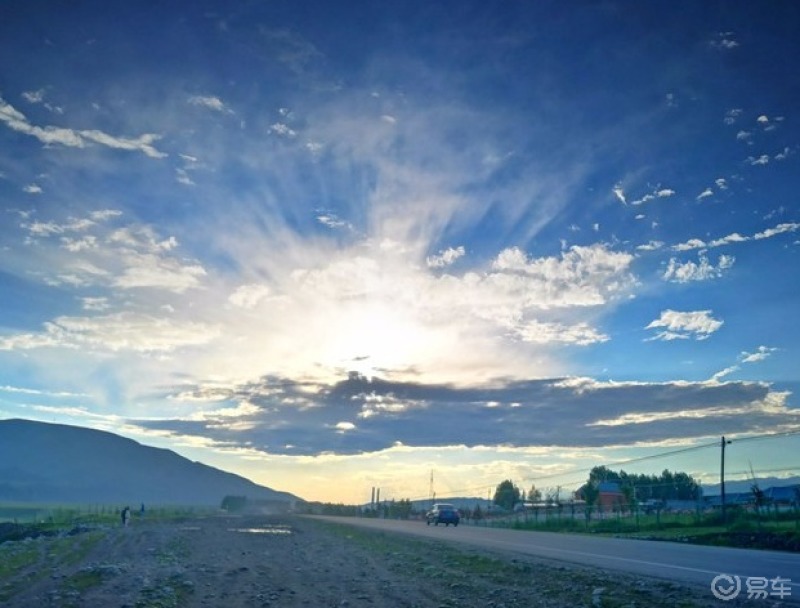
0,513,787,607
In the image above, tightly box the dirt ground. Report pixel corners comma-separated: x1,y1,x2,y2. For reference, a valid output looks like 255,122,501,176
0,513,786,607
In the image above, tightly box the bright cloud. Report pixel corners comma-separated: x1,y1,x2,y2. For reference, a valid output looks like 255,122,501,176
645,309,723,341
1,2,799,502
426,246,465,268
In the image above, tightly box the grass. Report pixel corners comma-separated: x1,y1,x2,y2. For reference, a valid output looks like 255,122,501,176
487,507,800,550
0,501,208,605
0,526,104,603
0,502,215,525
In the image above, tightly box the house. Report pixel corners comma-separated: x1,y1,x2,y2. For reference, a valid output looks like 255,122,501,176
596,481,627,511
575,481,628,512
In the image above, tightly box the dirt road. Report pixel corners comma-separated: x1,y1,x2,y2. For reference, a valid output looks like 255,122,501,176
0,513,775,607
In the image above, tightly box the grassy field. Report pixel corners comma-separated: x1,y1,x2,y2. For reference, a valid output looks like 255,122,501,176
482,506,800,550
0,502,215,527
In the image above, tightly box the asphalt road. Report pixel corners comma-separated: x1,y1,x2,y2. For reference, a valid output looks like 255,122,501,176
311,516,800,602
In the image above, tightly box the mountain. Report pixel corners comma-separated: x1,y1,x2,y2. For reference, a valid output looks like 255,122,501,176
0,419,302,507
701,476,800,497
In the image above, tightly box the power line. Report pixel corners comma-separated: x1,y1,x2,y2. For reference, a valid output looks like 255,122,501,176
401,431,799,502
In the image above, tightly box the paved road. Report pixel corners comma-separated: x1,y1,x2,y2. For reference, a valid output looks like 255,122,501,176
312,516,799,602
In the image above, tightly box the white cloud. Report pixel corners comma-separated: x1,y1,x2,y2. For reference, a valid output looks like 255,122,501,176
0,95,167,158
22,89,46,103
636,240,663,252
23,184,43,194
176,168,195,186
270,122,297,137
316,214,351,230
696,188,713,201
629,186,676,206
112,252,206,293
17,211,207,294
754,222,800,240
612,184,628,205
711,33,739,50
724,108,743,125
81,297,110,311
645,309,723,341
188,95,233,113
516,319,608,345
672,222,800,251
228,284,271,309
711,345,778,381
741,345,777,364
662,253,735,283
0,312,220,354
426,246,465,268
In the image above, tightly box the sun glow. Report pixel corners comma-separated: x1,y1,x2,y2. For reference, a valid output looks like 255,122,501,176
327,302,430,378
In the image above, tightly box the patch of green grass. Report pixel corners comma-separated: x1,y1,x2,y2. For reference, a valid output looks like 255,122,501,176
0,542,40,578
0,527,107,604
0,541,43,603
63,569,104,593
135,574,194,608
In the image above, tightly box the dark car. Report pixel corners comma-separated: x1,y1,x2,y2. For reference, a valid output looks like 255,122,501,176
426,503,460,526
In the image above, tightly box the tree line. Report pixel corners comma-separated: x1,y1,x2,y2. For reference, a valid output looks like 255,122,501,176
492,466,702,511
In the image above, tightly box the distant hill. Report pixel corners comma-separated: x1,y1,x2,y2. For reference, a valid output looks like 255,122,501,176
0,419,302,507
702,476,800,497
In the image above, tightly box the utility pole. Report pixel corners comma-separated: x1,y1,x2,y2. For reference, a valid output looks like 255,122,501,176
720,436,732,525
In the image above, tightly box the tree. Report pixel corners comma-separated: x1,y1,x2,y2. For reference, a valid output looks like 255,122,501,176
579,482,599,527
493,480,521,511
527,485,542,503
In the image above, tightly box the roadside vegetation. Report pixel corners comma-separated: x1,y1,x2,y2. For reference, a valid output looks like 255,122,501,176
302,467,800,553
0,503,214,527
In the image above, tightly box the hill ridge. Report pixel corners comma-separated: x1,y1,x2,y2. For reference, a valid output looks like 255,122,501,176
0,418,301,506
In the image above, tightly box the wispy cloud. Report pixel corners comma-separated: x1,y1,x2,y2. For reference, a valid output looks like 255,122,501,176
188,95,233,113
672,222,800,251
712,346,779,381
0,95,167,158
628,186,676,206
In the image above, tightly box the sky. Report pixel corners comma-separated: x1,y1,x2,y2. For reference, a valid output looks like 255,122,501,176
1,1,799,504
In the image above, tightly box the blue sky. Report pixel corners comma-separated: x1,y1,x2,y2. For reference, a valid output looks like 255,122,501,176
1,1,799,503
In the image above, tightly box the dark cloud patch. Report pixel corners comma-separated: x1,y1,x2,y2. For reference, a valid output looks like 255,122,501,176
132,373,798,456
